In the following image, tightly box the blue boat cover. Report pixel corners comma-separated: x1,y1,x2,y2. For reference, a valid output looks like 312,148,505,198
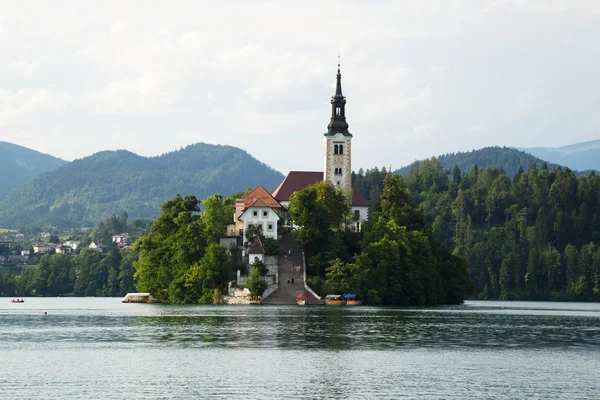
344,294,357,299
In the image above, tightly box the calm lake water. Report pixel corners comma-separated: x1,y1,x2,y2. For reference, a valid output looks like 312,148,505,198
1,298,599,399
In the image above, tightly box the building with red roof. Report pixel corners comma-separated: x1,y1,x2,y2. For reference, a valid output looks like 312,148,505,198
270,65,370,230
228,65,371,242
234,185,284,244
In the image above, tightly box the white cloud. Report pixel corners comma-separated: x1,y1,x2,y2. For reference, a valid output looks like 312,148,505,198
468,124,484,132
0,1,598,171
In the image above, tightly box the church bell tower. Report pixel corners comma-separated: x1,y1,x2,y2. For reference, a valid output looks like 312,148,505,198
324,62,352,192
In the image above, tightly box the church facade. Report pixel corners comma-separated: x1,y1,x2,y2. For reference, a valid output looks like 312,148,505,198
227,64,370,242
272,64,370,229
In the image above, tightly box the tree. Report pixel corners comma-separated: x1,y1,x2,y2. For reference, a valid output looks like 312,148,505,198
244,223,264,247
245,266,268,301
185,243,230,303
134,194,208,302
379,174,423,230
202,194,232,243
251,257,267,276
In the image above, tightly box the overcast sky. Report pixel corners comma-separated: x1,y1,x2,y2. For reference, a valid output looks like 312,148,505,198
1,0,599,173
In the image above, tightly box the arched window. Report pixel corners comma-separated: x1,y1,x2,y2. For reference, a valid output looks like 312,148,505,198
334,144,338,155
336,107,341,116
339,144,344,155
334,168,338,175
339,168,342,175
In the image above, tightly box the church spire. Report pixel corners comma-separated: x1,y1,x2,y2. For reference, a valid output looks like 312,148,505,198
326,60,351,137
335,58,343,98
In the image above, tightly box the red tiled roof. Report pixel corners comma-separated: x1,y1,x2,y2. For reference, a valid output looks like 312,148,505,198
243,185,282,210
272,171,371,207
352,190,371,207
247,198,269,208
248,237,265,255
272,171,324,201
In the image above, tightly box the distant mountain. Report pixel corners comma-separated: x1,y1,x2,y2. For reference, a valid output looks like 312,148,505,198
0,141,67,201
519,139,600,171
395,146,574,177
0,143,284,228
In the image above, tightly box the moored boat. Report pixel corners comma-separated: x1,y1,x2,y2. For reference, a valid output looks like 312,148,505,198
10,299,25,303
297,293,308,305
121,293,156,303
344,293,362,306
324,294,346,305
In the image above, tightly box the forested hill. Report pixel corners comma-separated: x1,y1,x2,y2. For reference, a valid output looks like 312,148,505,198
0,143,283,228
395,146,573,178
0,141,67,201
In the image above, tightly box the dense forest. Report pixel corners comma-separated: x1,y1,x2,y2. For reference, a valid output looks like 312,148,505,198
355,160,600,301
289,179,472,305
0,141,66,201
0,143,283,229
0,249,138,297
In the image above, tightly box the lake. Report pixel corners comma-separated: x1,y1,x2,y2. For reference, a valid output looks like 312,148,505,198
1,298,599,399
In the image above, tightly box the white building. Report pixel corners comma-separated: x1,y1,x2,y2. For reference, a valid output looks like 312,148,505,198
63,240,81,250
234,185,283,245
89,242,103,252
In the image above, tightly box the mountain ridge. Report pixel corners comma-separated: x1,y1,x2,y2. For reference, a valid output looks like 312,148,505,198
394,146,582,178
0,141,67,201
0,143,284,228
518,138,600,171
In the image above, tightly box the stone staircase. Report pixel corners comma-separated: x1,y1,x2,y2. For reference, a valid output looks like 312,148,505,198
261,234,321,305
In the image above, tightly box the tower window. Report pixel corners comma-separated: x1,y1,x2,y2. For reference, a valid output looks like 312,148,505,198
334,144,339,155
336,107,341,116
339,144,344,154
339,168,342,175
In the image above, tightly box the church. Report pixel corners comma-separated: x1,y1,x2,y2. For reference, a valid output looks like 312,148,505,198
230,64,370,244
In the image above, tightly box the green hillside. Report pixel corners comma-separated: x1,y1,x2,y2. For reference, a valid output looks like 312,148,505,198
0,141,67,200
0,143,283,228
395,146,572,177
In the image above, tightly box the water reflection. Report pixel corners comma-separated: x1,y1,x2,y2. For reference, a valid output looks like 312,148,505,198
3,300,599,351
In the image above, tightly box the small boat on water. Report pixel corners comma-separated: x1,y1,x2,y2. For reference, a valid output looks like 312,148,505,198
324,294,346,305
297,293,308,305
121,293,156,303
344,293,362,306
10,299,25,303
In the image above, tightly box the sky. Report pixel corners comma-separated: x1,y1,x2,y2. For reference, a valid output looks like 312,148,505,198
1,0,599,174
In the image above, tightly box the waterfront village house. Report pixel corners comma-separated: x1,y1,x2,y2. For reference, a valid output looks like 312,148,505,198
55,244,74,254
271,64,370,230
63,240,81,250
111,233,130,244
232,185,284,245
33,242,53,254
89,242,103,252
